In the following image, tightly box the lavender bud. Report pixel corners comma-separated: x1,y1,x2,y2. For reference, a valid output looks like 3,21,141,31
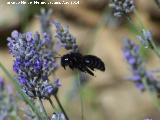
109,0,135,17
54,79,61,87
53,21,79,52
136,29,153,48
51,112,66,120
41,83,58,99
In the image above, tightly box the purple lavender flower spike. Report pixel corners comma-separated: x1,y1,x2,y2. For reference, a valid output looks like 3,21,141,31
109,0,135,17
123,38,160,93
7,30,57,99
39,8,53,49
53,21,79,52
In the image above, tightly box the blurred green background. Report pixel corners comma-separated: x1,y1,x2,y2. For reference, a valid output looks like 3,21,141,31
0,0,160,120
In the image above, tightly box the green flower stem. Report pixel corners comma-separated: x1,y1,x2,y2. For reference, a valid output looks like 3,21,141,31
0,62,44,120
126,15,141,34
76,72,84,120
38,98,49,120
142,77,160,110
48,98,56,110
134,10,145,30
149,38,160,58
54,95,69,120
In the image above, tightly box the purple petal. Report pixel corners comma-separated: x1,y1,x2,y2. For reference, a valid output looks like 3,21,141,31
26,32,32,41
11,30,19,39
132,75,141,81
135,82,145,91
128,57,136,64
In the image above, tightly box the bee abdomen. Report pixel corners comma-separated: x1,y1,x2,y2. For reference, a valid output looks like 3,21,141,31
83,55,105,71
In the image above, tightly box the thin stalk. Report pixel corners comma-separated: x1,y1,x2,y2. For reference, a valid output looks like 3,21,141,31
80,93,84,120
76,73,84,120
142,78,160,111
0,62,44,120
134,10,145,28
126,15,141,34
149,39,160,58
54,95,69,120
38,98,49,120
48,98,58,112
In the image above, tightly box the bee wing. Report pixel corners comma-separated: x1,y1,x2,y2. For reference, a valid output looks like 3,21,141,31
79,72,89,85
83,55,105,71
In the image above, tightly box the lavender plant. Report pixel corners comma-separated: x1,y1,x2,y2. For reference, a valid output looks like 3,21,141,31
6,29,70,119
109,0,160,110
123,38,160,110
0,7,85,120
109,0,160,57
123,39,160,92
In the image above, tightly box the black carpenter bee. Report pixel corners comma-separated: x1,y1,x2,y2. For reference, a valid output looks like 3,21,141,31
61,52,105,76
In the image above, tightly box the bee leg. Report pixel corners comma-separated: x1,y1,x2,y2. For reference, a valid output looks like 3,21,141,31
89,67,95,71
69,64,74,70
85,67,94,76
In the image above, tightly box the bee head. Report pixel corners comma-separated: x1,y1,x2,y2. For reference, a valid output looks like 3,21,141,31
61,55,70,69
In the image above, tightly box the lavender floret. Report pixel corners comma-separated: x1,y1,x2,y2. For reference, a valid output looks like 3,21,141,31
109,0,135,17
51,112,66,120
137,29,153,48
